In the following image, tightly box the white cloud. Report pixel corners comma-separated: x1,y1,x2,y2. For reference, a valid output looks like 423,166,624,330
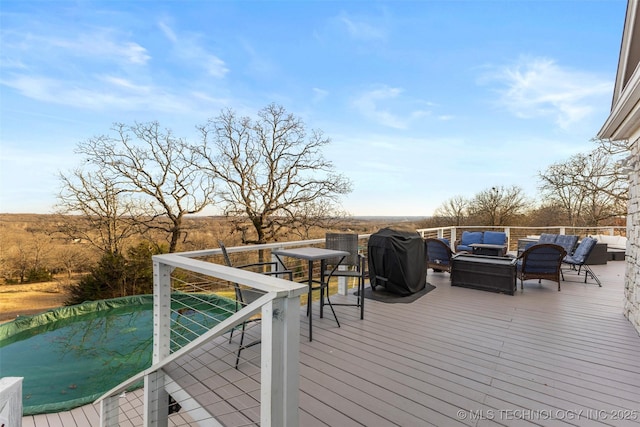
481,56,612,130
239,39,279,79
205,56,228,78
158,21,178,43
100,75,151,92
0,74,196,113
312,88,329,103
0,25,155,109
1,75,60,103
122,42,151,65
0,18,231,115
337,12,387,41
42,31,150,65
351,85,431,129
157,20,228,78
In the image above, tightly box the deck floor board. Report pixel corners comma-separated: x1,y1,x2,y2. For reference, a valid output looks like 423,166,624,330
22,261,640,426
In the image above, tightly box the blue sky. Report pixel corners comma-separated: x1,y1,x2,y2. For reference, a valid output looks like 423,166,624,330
0,0,627,216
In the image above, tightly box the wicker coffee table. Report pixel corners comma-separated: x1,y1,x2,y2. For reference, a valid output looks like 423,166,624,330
451,254,517,295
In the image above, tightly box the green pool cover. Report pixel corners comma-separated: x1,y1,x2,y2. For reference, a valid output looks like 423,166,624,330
0,293,235,415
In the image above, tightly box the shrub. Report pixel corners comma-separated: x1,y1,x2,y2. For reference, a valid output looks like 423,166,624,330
65,243,165,305
24,268,53,283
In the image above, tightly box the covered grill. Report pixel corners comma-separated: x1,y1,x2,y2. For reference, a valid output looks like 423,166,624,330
367,227,427,295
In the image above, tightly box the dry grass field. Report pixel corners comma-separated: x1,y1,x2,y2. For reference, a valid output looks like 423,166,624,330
0,213,429,325
0,281,68,323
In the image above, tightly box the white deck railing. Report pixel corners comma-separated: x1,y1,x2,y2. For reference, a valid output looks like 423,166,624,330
94,247,307,426
91,226,624,426
416,225,625,251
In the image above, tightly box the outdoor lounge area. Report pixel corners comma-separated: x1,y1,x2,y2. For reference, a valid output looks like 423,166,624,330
21,253,640,427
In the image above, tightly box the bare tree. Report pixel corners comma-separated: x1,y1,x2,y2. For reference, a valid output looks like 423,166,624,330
5,233,53,283
593,137,632,156
9,241,29,283
73,122,216,252
57,167,137,255
55,246,90,279
468,185,528,226
288,200,350,240
433,196,469,226
196,104,352,244
526,203,567,226
538,148,628,226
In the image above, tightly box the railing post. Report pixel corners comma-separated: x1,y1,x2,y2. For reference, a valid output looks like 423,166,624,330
504,227,511,251
100,395,120,427
450,228,458,250
148,258,173,427
337,265,348,295
272,246,289,278
261,294,300,427
153,259,173,363
0,377,23,427
144,371,168,427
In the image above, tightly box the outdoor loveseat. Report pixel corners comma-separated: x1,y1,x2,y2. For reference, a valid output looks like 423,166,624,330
455,231,507,255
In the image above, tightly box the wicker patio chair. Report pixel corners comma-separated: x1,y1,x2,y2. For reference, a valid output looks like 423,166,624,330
425,238,454,273
516,243,567,291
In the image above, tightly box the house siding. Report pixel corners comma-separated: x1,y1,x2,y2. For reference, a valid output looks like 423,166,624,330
625,138,640,334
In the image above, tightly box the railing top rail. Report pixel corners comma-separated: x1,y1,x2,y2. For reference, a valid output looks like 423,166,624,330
174,235,373,259
153,253,308,296
174,239,325,259
416,225,625,234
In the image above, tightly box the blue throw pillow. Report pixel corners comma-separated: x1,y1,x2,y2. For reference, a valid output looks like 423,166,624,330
461,231,483,245
484,231,506,245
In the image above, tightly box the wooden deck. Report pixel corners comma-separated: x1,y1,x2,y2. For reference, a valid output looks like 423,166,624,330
23,260,640,426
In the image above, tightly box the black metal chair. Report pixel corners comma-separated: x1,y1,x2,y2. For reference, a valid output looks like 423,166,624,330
425,238,454,273
516,243,567,291
561,237,602,286
323,233,365,319
219,241,293,368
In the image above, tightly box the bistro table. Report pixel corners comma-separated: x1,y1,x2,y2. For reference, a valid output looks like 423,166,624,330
271,247,349,341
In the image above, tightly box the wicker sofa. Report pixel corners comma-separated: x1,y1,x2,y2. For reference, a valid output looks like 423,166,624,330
591,234,627,260
522,233,610,264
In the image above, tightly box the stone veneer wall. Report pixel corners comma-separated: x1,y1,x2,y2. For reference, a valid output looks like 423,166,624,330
625,139,640,335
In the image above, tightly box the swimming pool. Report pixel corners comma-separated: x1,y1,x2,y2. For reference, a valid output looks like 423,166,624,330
0,293,235,415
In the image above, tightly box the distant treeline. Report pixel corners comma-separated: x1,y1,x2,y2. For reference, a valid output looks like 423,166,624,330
0,213,425,287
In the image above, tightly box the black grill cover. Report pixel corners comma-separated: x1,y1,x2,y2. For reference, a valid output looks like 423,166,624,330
367,227,427,295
